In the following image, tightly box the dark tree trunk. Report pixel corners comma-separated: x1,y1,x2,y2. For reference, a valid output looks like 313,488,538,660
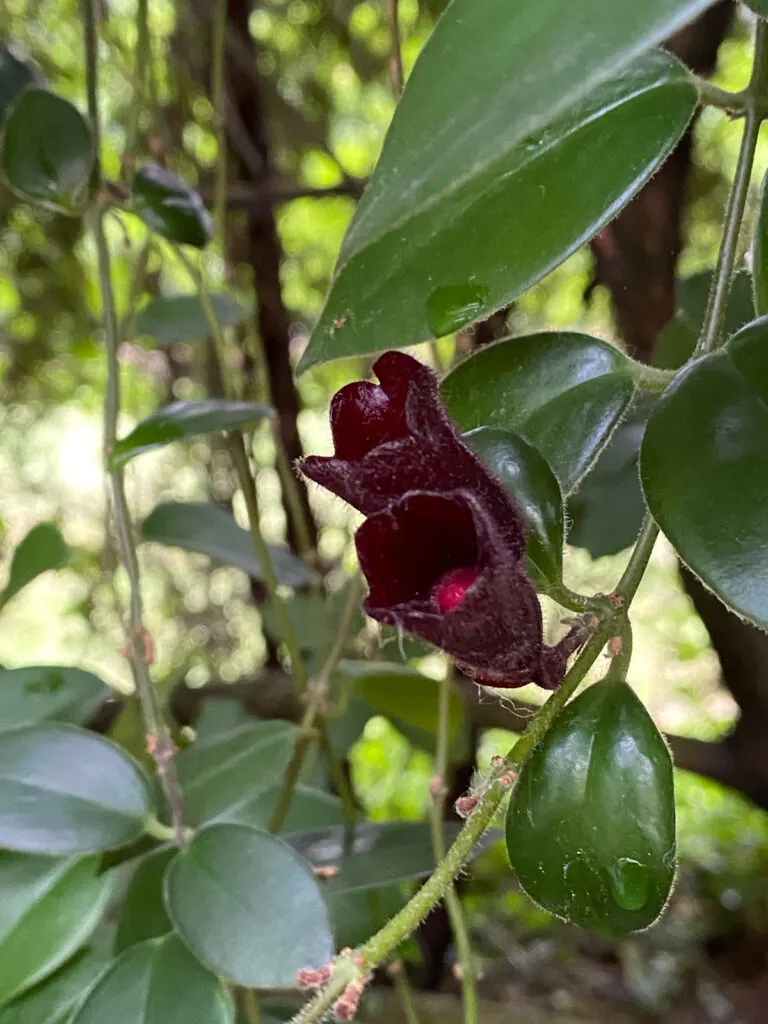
224,0,317,552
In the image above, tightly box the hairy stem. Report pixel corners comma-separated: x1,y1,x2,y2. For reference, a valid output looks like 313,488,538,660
696,18,768,357
429,670,477,1024
84,0,185,843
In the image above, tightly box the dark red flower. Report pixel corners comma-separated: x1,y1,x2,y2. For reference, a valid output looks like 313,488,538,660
301,351,583,689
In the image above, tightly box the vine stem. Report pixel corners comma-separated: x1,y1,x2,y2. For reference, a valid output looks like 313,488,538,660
83,0,185,844
429,669,477,1024
269,577,362,834
696,18,768,357
125,0,149,160
386,0,404,96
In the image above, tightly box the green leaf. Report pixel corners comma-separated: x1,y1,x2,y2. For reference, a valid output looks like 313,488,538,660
110,400,273,468
442,332,635,494
754,171,768,316
115,846,175,953
745,0,768,17
176,721,298,828
0,666,108,729
133,293,246,344
0,853,113,1004
329,887,407,951
463,427,564,584
566,397,653,559
506,679,675,936
300,47,696,370
0,47,42,124
164,823,334,988
140,501,316,588
70,936,233,1024
0,951,109,1024
336,661,463,752
0,724,152,854
641,318,768,628
0,523,70,612
654,269,754,369
131,164,212,248
0,89,92,213
288,821,463,895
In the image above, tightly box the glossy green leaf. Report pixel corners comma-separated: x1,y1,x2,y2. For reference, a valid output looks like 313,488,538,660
0,522,69,612
140,501,316,588
336,661,463,750
131,164,212,248
133,293,246,344
0,951,107,1024
0,724,152,854
654,269,754,369
115,846,175,953
442,332,635,494
0,47,42,124
745,0,768,16
300,49,696,370
463,426,563,583
110,400,272,468
0,89,92,213
164,823,334,988
329,887,407,950
566,396,654,559
506,679,675,936
641,319,768,627
0,666,108,729
0,853,113,1005
754,171,768,316
288,821,463,895
70,936,233,1024
176,721,298,828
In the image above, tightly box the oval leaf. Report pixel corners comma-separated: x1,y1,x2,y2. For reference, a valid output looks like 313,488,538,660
110,400,273,468
131,164,212,248
0,666,108,729
0,951,109,1024
287,821,467,895
133,293,246,344
0,89,92,213
70,936,233,1024
115,846,175,954
336,660,463,753
140,501,316,588
463,426,564,584
0,724,152,854
641,319,768,628
176,720,298,828
164,823,334,988
0,522,70,612
300,49,696,369
0,853,113,1005
442,332,635,493
506,678,675,936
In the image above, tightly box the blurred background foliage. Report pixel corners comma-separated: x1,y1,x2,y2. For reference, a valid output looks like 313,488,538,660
2,0,768,1019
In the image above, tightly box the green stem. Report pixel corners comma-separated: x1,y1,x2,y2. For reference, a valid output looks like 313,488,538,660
628,361,676,394
269,577,362,834
429,670,477,1024
125,0,149,160
211,0,228,249
389,962,422,1024
386,0,404,96
241,988,261,1024
615,514,659,603
228,431,309,692
84,0,185,845
694,77,747,113
696,19,768,357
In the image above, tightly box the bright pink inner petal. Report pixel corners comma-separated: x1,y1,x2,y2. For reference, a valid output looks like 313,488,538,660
433,567,481,614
